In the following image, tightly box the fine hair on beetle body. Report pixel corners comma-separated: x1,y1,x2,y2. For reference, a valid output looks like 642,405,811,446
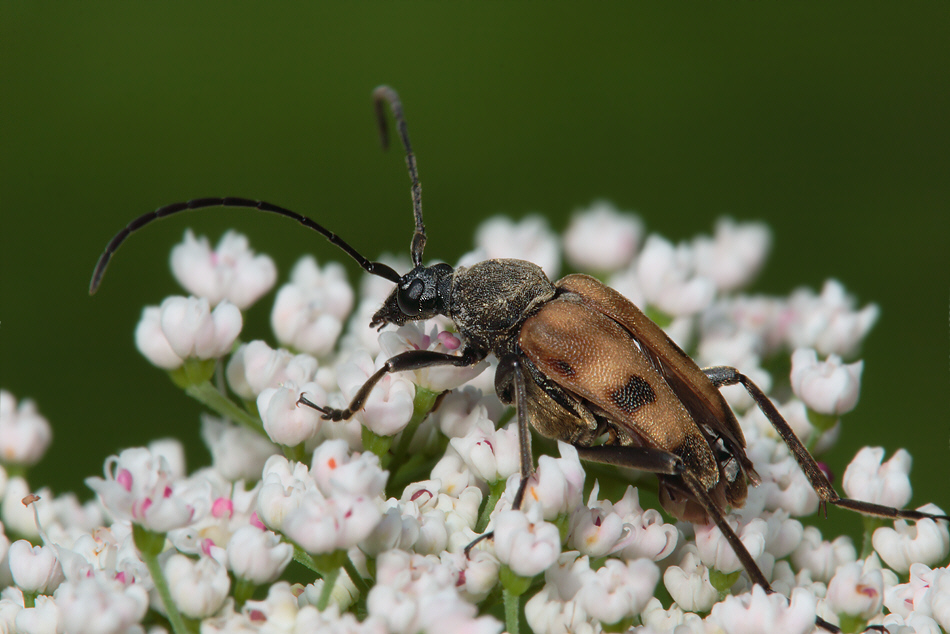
91,86,949,634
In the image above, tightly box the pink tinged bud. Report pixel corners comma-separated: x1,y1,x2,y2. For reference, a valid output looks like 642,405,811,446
493,508,562,578
211,497,233,519
165,553,230,619
693,217,771,292
563,202,643,273
826,561,884,620
337,350,415,436
790,348,863,416
525,443,585,519
8,540,64,594
171,229,277,309
449,420,521,484
567,506,627,558
637,234,716,317
257,381,326,447
695,517,767,575
709,585,817,634
53,575,149,634
379,323,489,392
791,526,857,583
0,391,52,467
281,490,382,554
843,446,913,509
662,546,719,612
271,256,353,357
474,214,562,279
872,504,950,573
135,296,242,369
226,525,293,584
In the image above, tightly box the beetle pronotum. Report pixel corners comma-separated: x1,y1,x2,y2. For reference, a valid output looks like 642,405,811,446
91,87,948,633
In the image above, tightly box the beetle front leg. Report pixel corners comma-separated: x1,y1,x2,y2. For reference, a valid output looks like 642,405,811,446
298,347,485,421
704,366,950,523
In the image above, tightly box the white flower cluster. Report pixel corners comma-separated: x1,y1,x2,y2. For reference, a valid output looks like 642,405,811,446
1,207,947,634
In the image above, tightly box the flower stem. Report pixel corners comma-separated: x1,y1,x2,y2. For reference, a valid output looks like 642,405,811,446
343,554,370,597
860,515,885,560
392,387,440,462
503,585,521,634
317,567,341,611
476,480,506,533
133,524,194,634
185,381,265,435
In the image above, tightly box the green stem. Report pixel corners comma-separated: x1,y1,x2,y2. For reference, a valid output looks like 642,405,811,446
22,591,36,609
860,515,885,560
342,554,370,598
503,585,521,634
133,524,194,634
476,481,507,533
391,387,440,461
317,567,341,611
185,381,265,436
232,577,257,608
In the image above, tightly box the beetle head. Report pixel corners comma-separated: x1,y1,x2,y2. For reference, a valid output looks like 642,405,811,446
371,262,454,328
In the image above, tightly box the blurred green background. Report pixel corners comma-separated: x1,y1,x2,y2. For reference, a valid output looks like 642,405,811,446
3,4,948,540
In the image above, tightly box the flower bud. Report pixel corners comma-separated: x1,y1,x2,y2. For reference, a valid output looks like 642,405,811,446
8,541,64,594
165,553,230,618
790,348,863,416
226,525,293,584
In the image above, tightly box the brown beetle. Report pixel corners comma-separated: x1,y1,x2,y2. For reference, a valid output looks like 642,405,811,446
91,87,948,633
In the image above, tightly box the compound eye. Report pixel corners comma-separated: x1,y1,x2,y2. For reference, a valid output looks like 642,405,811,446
397,278,425,316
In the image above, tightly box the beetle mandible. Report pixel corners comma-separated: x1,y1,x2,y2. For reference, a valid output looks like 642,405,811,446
91,86,948,633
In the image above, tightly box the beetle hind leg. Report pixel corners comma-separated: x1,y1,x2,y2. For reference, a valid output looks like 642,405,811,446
703,366,950,523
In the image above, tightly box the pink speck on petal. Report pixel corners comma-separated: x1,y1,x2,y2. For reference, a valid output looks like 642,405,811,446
248,610,266,622
250,512,265,530
116,469,133,491
201,538,215,557
115,571,127,584
411,489,433,503
211,497,234,519
163,485,173,498
457,570,466,586
438,331,461,350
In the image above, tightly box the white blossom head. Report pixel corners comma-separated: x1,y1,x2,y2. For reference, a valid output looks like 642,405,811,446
563,201,643,273
170,229,277,309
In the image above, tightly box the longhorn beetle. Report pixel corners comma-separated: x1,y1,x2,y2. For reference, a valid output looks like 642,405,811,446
91,87,948,632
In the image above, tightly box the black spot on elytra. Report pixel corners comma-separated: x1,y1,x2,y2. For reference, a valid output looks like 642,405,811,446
609,375,656,413
551,359,575,377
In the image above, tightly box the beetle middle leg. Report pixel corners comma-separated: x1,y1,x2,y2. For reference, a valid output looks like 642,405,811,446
703,366,950,523
298,347,485,420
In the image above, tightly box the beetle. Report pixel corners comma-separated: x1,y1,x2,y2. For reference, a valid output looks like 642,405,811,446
91,86,947,633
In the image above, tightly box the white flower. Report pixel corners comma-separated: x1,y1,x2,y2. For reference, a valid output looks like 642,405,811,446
85,447,199,533
449,419,521,485
523,553,597,634
281,489,382,554
165,553,231,618
872,505,950,573
1,477,51,540
336,349,415,437
709,585,817,634
378,323,489,393
135,296,242,370
611,486,679,562
790,348,863,416
0,391,52,467
310,439,387,499
271,255,354,357
53,574,149,634
567,502,628,558
226,339,318,400
693,217,771,292
170,229,277,309
843,446,913,509
200,415,279,481
791,526,857,583
575,558,659,625
563,201,643,272
786,279,879,358
472,214,561,278
226,525,293,584
694,516,767,575
522,442,586,520
256,456,316,530
825,561,883,621
8,541,64,594
662,545,719,612
493,506,562,578
257,380,326,447
12,595,59,634
626,234,716,318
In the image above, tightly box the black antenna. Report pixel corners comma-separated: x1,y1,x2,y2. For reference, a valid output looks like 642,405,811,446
89,197,401,295
373,85,426,267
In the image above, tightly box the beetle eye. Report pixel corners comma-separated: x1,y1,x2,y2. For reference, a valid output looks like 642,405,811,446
397,278,425,316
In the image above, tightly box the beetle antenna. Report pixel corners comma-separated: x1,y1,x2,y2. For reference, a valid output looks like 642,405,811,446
89,197,402,295
373,85,426,267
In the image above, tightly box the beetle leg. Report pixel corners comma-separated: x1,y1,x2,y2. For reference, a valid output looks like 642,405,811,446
298,347,485,421
508,354,534,511
703,366,950,523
